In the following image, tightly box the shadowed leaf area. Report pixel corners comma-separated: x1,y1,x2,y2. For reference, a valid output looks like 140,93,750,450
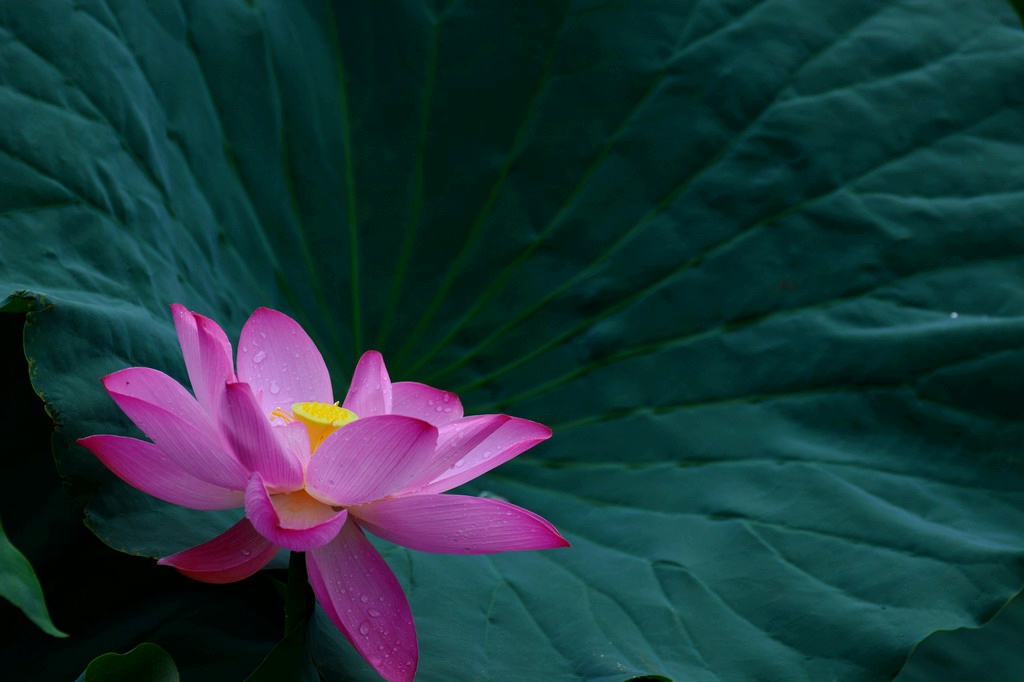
1,1,1024,680
76,643,178,682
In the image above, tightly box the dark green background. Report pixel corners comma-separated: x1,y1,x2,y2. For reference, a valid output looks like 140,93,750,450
2,1,1024,680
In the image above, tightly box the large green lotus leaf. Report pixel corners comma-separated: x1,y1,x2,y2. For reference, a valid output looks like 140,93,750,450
2,1,1024,680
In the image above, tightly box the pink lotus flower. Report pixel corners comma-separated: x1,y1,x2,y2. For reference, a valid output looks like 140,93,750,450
79,305,568,682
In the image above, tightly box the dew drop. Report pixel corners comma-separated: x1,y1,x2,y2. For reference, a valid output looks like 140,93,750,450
360,594,369,603
442,393,451,403
240,549,251,556
270,381,281,394
252,350,267,364
359,621,371,636
370,655,383,666
453,459,465,468
368,608,381,617
435,405,444,412
950,312,959,319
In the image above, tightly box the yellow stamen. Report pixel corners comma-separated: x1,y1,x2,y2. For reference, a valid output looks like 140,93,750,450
270,407,294,423
291,401,358,452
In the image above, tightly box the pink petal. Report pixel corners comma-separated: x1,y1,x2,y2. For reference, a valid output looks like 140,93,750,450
305,415,437,506
158,518,278,584
274,419,312,472
415,417,552,494
79,435,244,510
341,351,392,418
236,307,332,416
104,366,214,434
244,474,348,552
308,521,417,682
390,381,463,426
104,374,249,490
397,414,511,494
171,304,236,415
354,494,570,554
221,382,303,491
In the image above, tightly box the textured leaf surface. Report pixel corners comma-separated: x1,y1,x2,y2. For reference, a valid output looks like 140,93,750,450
2,1,1024,680
896,588,1024,681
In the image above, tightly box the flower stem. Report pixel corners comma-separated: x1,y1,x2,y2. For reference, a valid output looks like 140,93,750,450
284,551,309,634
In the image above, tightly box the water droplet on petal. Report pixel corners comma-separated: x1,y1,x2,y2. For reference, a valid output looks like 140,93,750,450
360,594,369,603
359,621,371,636
270,381,281,394
240,549,251,556
253,350,267,364
369,608,381,617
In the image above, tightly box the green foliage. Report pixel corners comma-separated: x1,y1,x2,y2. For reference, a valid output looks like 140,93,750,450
897,588,1024,681
1,1,1024,680
76,643,179,682
0,517,65,638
